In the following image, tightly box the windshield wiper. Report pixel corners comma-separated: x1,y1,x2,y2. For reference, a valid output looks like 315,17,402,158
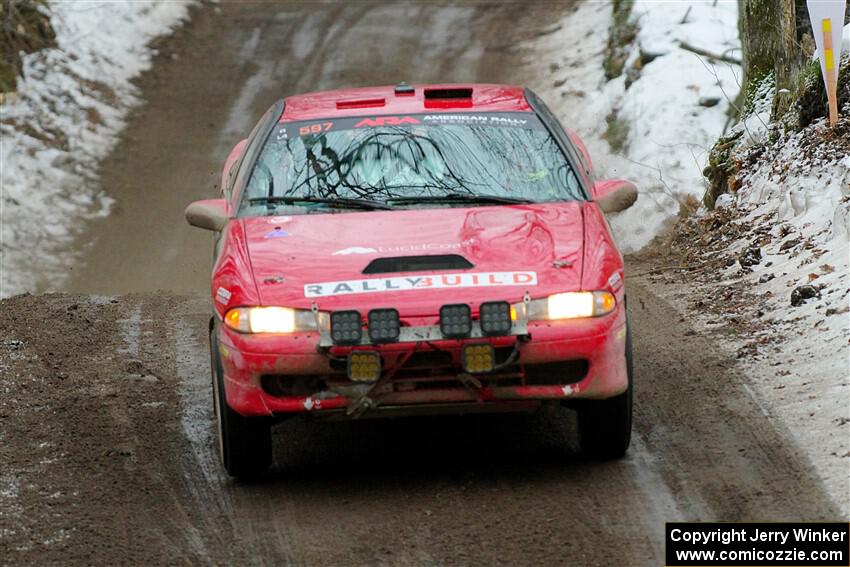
387,193,535,206
249,196,395,211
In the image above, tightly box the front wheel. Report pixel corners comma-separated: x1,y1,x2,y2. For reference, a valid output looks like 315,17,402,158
210,329,273,479
575,322,633,460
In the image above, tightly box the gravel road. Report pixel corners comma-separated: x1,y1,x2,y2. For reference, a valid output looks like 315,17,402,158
0,284,838,566
1,2,840,565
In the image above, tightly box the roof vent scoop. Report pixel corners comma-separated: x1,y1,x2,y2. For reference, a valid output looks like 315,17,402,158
422,87,473,109
362,255,474,275
394,81,415,96
423,87,473,100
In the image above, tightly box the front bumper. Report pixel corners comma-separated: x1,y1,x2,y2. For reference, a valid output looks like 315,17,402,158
216,306,628,417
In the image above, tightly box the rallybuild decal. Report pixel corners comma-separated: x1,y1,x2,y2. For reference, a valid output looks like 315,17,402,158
305,272,537,298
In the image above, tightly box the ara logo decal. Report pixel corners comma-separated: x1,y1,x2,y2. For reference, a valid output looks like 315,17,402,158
354,116,421,128
304,271,538,298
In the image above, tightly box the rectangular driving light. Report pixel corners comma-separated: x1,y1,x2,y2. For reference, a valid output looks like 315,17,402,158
440,304,472,338
367,308,400,343
330,310,362,345
347,351,381,382
462,344,495,374
479,301,512,336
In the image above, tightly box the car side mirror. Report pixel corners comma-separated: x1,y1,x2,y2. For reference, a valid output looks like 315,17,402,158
593,179,638,214
185,199,228,231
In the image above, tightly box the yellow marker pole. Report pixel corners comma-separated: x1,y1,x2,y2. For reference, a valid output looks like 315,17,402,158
822,18,838,127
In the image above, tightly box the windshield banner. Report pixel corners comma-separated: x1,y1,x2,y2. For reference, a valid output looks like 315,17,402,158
279,112,544,140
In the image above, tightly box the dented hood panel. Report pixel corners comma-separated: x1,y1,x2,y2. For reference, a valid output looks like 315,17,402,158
244,203,585,314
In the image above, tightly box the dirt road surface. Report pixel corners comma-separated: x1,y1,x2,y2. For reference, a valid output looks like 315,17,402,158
1,2,841,566
1,286,839,566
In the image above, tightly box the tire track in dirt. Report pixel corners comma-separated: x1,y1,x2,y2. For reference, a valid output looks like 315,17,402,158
627,277,839,522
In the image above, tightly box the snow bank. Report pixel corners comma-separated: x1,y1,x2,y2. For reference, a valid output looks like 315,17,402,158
656,115,850,510
0,1,194,297
646,26,849,509
717,119,849,509
528,0,740,251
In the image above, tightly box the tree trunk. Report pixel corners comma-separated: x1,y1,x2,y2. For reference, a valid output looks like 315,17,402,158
773,0,802,117
737,0,805,120
738,0,778,88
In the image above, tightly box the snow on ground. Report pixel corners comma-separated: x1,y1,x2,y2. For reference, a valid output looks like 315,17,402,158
527,4,848,509
707,95,849,509
528,0,740,251
0,1,195,297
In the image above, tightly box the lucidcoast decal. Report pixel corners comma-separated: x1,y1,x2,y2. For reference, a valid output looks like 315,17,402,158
331,241,474,256
305,272,537,298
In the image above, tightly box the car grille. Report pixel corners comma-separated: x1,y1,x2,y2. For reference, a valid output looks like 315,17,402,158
260,351,589,397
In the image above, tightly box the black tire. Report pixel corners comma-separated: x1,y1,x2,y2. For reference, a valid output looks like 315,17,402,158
210,328,273,479
576,321,633,460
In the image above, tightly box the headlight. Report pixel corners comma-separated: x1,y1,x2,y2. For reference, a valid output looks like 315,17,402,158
223,307,323,334
547,291,615,319
516,291,616,321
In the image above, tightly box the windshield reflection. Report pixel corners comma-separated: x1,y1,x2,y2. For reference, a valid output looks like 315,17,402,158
242,113,583,215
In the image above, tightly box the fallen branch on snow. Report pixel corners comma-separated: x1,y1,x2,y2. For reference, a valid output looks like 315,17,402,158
678,41,742,65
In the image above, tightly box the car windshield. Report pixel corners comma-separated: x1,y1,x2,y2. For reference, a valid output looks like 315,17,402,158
239,112,584,216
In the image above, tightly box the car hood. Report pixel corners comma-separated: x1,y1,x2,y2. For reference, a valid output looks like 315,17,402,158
243,203,585,314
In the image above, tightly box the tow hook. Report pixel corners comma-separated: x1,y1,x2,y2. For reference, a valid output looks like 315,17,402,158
346,394,377,418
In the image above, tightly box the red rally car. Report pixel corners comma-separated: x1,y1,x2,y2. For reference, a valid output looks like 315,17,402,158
185,83,638,478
